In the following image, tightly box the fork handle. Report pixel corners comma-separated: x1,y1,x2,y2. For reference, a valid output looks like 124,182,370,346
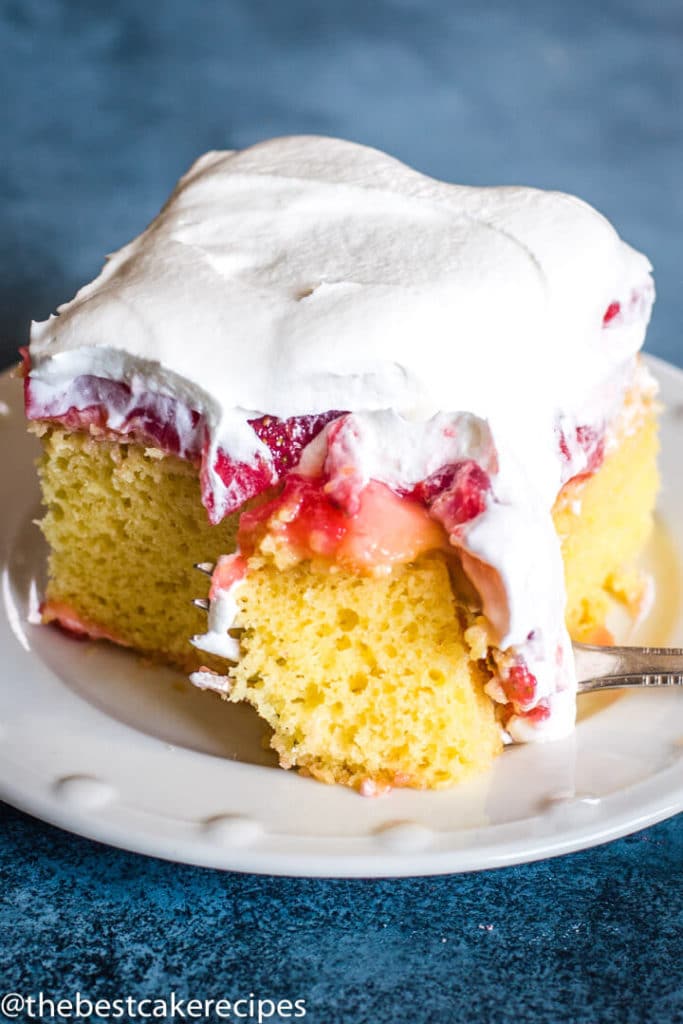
573,642,683,689
577,672,683,693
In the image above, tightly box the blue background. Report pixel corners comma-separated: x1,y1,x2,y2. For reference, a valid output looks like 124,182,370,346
2,1,682,1021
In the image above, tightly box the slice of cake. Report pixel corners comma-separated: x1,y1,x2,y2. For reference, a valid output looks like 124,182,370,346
23,136,658,791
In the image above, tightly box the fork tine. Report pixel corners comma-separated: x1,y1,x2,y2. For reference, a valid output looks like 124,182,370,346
194,562,215,576
193,597,210,611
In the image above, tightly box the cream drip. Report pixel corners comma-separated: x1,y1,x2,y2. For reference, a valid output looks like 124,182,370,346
191,577,244,662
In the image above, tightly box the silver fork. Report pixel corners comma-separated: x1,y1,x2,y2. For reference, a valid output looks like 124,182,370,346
193,562,683,694
574,643,683,693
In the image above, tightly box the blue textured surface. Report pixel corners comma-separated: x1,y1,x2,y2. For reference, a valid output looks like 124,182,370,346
1,803,682,1023
2,2,683,1021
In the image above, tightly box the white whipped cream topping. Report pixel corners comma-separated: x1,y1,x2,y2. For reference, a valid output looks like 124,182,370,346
28,135,655,741
188,669,232,696
190,577,244,662
506,689,577,743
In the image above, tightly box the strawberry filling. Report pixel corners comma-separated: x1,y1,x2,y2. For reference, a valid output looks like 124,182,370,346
519,699,551,724
557,422,606,481
209,553,249,600
25,371,204,460
237,476,448,574
504,663,538,708
251,411,343,476
414,460,491,538
24,360,344,524
603,301,621,326
201,410,343,523
602,284,653,330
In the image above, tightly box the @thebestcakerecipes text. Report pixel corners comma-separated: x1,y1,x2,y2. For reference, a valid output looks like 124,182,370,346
0,990,307,1022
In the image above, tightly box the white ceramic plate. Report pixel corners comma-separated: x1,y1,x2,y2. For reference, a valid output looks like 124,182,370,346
1,357,683,877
